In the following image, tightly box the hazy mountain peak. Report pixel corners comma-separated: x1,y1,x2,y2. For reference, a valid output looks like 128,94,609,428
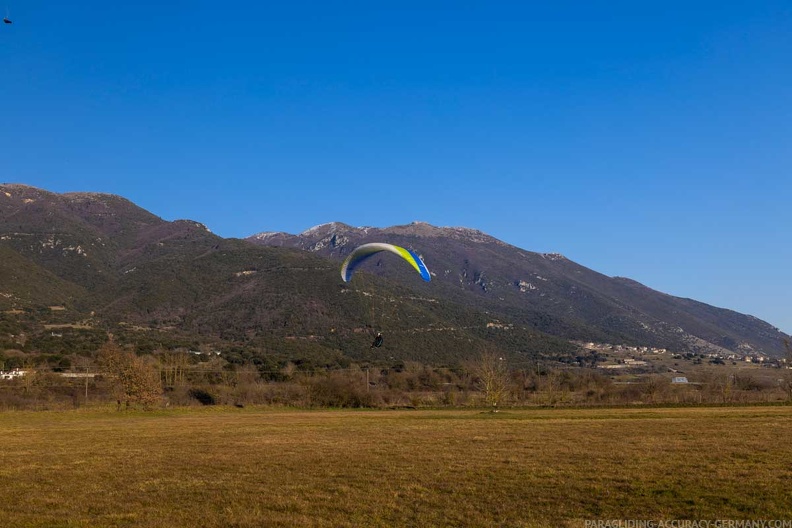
63,191,122,201
300,222,357,237
1,184,118,203
363,222,499,244
542,252,567,261
1,183,45,191
249,231,286,241
250,221,500,245
1,183,52,199
173,219,212,233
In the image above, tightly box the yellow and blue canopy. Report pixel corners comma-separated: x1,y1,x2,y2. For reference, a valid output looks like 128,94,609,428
340,243,431,283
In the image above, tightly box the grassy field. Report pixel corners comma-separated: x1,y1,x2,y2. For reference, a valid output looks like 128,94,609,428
1,406,791,527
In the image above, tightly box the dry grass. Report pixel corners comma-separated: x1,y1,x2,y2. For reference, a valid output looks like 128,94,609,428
1,406,791,527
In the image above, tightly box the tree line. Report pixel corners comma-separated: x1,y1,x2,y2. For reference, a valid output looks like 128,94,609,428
1,343,790,411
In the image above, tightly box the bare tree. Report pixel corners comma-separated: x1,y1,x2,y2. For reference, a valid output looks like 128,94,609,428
641,376,670,404
158,349,190,387
472,351,511,410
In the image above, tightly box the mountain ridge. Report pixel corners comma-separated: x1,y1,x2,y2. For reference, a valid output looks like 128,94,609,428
1,184,788,362
246,220,788,357
252,221,509,247
1,184,578,364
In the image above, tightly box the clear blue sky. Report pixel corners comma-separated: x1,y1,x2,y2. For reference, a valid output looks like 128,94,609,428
2,1,791,333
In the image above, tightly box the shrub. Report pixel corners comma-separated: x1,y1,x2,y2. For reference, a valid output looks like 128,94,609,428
304,372,375,408
188,388,216,406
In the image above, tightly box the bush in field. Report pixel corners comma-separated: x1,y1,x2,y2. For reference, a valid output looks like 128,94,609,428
97,341,162,410
733,373,765,392
304,371,375,408
257,381,309,406
640,376,671,404
188,388,216,406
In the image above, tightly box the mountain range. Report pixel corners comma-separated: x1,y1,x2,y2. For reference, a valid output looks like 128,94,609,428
1,184,788,366
248,221,789,358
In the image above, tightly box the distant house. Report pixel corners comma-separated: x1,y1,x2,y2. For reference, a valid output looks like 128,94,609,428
623,358,648,366
0,369,29,380
672,377,689,384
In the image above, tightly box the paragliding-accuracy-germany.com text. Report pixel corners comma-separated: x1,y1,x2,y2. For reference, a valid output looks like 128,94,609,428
584,520,792,528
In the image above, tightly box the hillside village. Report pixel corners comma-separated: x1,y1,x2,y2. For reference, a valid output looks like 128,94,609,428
568,341,789,386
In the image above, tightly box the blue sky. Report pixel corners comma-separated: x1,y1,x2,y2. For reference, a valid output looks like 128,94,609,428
2,1,791,333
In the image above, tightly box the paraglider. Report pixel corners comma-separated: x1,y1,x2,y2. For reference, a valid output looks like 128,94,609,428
340,242,431,283
341,242,430,351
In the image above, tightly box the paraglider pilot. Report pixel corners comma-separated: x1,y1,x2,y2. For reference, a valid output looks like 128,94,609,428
371,332,383,348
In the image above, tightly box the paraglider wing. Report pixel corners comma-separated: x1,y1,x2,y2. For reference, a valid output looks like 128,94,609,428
340,242,431,283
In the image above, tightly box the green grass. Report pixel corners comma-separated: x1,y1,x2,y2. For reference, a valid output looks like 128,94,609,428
1,406,791,527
